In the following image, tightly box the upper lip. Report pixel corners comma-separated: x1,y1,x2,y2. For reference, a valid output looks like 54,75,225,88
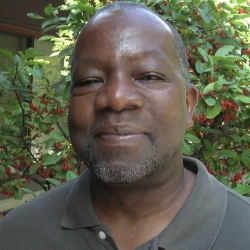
93,123,149,137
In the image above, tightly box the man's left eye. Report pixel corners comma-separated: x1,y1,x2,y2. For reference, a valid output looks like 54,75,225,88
137,74,165,83
142,75,160,82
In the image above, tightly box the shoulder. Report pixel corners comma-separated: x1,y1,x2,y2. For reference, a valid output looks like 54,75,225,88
0,178,77,232
212,185,250,249
226,188,250,215
0,179,78,249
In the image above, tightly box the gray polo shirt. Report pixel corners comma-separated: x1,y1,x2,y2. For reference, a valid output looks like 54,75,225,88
0,157,250,249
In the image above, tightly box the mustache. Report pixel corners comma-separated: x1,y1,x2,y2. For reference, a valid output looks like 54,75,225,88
90,119,151,136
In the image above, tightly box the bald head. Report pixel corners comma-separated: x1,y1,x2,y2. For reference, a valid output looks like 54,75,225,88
72,1,190,87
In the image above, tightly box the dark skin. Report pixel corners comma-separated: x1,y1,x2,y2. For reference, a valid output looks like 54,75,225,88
69,8,198,250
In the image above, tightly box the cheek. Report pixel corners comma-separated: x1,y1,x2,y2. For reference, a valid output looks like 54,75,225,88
149,88,186,121
147,89,187,142
68,97,94,144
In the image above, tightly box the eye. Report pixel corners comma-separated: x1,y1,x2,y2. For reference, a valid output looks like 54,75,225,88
136,73,167,83
74,78,103,87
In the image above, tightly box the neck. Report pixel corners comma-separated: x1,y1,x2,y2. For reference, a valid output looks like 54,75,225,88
91,155,195,220
90,154,196,249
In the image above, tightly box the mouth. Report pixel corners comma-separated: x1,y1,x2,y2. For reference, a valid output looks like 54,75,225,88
99,133,145,142
93,123,148,145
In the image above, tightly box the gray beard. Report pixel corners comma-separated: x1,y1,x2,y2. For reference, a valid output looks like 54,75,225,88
84,143,178,184
81,120,179,184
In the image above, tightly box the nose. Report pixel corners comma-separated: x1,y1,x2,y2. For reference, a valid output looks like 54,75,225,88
94,74,144,112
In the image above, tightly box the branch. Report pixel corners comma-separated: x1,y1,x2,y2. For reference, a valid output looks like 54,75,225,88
56,122,70,141
30,175,48,192
48,77,66,93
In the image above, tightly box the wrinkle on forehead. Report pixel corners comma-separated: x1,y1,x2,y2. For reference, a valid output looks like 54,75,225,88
88,7,173,37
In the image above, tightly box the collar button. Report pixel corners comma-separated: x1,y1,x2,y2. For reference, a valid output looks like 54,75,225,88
99,231,106,240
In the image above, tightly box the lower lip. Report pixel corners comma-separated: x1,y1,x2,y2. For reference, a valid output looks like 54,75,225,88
98,133,145,144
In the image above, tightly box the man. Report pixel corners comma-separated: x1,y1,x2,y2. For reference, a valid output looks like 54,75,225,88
0,2,250,250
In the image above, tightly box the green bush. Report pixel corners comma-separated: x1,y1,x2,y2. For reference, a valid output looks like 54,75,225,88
0,0,249,199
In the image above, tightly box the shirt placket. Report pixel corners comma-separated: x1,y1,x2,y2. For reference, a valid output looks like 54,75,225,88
94,225,119,250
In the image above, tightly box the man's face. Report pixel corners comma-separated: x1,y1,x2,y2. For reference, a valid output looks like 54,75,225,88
68,9,197,183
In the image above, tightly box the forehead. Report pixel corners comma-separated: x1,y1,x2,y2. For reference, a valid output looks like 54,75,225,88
72,8,181,74
90,7,173,33
76,8,175,51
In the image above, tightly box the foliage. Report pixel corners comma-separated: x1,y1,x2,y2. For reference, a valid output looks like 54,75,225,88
0,0,250,199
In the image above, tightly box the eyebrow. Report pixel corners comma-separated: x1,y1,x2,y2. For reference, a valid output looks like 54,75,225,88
75,57,102,65
74,48,163,67
128,49,161,62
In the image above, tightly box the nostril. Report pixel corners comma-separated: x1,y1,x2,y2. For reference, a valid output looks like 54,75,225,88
94,84,144,112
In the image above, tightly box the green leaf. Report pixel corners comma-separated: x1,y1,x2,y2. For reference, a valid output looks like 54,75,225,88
215,45,234,56
203,82,215,94
205,97,216,106
7,86,29,92
13,185,23,200
21,188,37,197
44,5,54,15
216,37,240,49
198,47,208,62
39,122,51,133
67,3,95,13
240,155,250,168
38,35,55,41
55,83,66,96
32,69,44,79
49,132,65,142
43,154,62,165
195,60,203,74
241,149,250,167
214,82,222,92
236,95,250,104
219,150,238,158
203,22,213,32
230,135,242,142
0,49,14,61
184,134,201,143
228,85,238,93
66,171,78,181
198,8,210,23
182,140,191,155
242,110,250,120
18,70,30,85
45,178,61,186
63,81,71,100
41,19,58,29
42,25,58,33
29,162,40,173
5,139,18,147
219,62,240,70
27,13,45,20
45,138,56,149
53,165,63,171
233,184,250,195
216,174,229,187
12,105,22,116
242,148,250,157
0,165,5,173
56,171,66,179
51,113,59,123
24,48,45,58
206,102,221,119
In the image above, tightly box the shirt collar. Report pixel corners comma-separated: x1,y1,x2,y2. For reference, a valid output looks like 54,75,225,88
157,157,227,250
61,169,101,229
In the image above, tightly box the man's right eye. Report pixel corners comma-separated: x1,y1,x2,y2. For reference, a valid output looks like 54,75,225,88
75,78,102,87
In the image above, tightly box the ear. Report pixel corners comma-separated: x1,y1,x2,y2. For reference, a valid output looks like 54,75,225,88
186,84,198,128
